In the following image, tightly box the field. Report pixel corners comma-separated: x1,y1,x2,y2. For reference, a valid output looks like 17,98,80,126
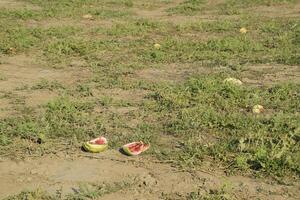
0,0,299,199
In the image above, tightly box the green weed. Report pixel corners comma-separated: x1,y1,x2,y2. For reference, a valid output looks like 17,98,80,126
0,9,40,20
219,0,296,15
0,73,7,81
167,0,207,15
32,79,65,91
151,75,300,176
4,178,136,200
0,26,42,54
0,97,96,146
105,19,166,36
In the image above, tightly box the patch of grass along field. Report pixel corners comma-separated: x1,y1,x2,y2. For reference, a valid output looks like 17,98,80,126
138,18,300,66
0,97,95,146
150,74,300,177
167,0,297,15
167,0,207,15
0,0,133,20
0,91,155,154
184,184,234,200
218,0,297,15
1,11,299,70
2,73,298,178
4,178,136,200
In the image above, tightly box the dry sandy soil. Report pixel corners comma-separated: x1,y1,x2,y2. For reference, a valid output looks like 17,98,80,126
1,150,299,199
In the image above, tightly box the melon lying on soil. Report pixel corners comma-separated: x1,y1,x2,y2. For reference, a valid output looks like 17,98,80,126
224,77,243,85
83,136,108,153
122,141,150,156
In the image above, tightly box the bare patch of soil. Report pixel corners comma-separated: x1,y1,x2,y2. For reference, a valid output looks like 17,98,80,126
134,64,218,83
0,151,298,199
246,2,300,18
24,90,58,107
0,98,14,118
0,0,40,10
25,18,113,29
108,106,139,115
242,65,300,86
133,0,237,24
95,88,149,103
0,151,197,199
132,0,183,19
0,55,91,91
0,55,90,118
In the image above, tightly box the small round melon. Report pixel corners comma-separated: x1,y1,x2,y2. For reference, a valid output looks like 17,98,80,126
240,27,247,34
154,43,161,49
224,78,243,86
252,105,264,114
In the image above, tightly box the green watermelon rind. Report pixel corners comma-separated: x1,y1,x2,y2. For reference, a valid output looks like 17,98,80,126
122,145,138,156
83,142,108,153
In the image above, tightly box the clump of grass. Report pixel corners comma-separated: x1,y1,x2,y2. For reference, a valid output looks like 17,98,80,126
0,26,43,54
5,189,55,200
75,83,93,97
167,0,207,15
5,178,136,200
139,36,264,66
42,97,96,139
0,97,97,146
151,75,300,176
44,39,91,64
163,182,234,200
139,19,300,66
187,187,233,200
105,19,166,37
88,9,131,19
66,178,136,199
0,73,7,81
0,9,40,20
107,0,134,7
32,79,65,91
176,20,239,33
219,0,296,15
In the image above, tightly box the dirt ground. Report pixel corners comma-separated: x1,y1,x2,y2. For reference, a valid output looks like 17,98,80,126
0,150,299,199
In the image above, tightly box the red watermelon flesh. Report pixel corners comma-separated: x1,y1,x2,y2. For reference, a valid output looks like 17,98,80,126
89,137,107,145
123,141,150,155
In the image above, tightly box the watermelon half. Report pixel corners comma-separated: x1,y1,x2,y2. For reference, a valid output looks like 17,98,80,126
122,141,150,156
83,137,108,153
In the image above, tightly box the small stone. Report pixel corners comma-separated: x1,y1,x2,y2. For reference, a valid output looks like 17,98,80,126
142,174,157,186
70,60,87,68
82,14,93,20
30,169,38,175
17,177,26,183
